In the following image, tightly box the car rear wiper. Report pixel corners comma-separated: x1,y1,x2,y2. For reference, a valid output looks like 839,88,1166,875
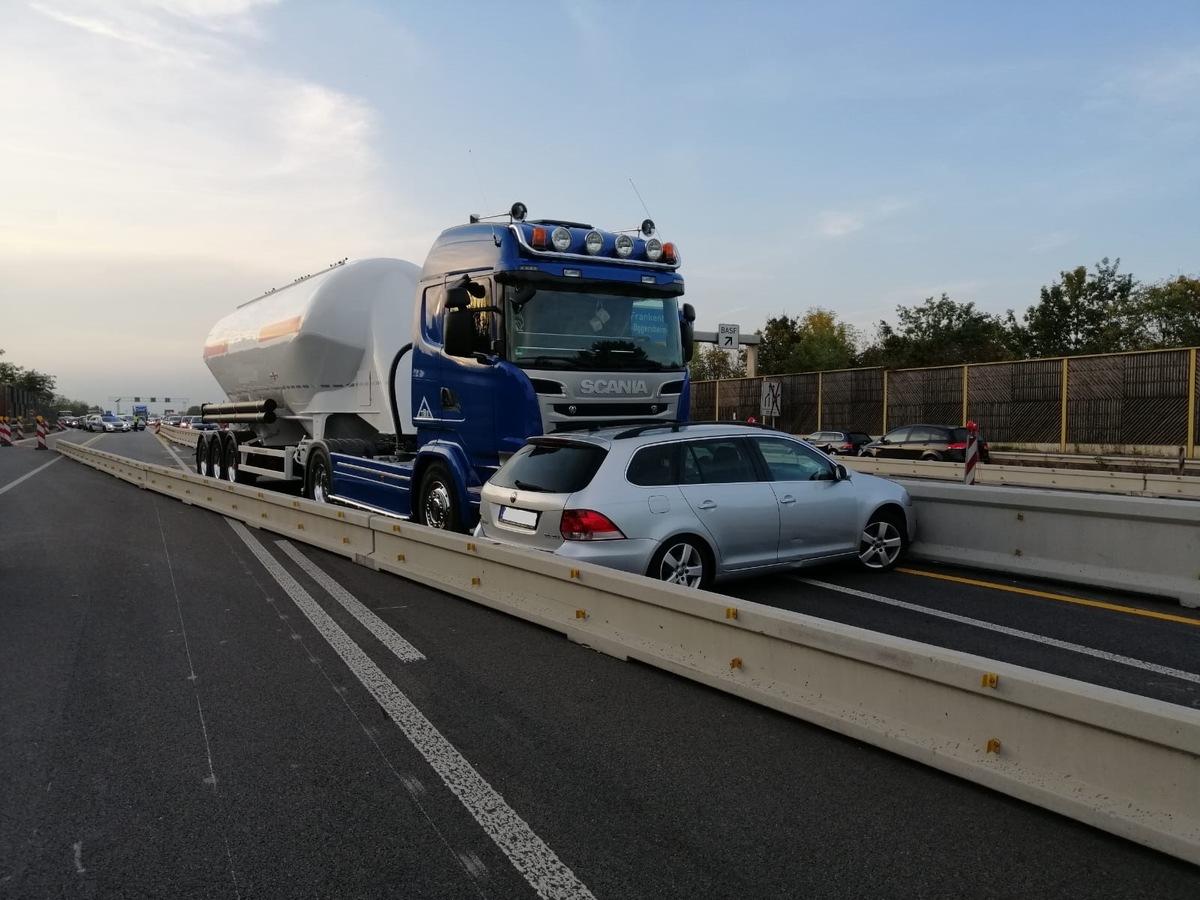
514,479,553,492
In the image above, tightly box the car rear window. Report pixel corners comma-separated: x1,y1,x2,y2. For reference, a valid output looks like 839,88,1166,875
491,440,607,493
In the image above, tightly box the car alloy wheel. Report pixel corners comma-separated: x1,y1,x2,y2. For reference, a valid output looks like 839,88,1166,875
649,537,712,589
858,513,906,571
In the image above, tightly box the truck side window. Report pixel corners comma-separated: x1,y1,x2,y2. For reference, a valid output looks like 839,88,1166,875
467,280,494,356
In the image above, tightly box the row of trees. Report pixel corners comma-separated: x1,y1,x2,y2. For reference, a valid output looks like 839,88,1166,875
0,349,91,416
690,261,1200,379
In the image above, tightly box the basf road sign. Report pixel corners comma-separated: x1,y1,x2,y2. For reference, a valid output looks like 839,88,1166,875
718,323,740,349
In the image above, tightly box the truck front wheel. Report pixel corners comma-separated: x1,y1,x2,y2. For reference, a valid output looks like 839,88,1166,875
418,462,460,532
304,446,333,503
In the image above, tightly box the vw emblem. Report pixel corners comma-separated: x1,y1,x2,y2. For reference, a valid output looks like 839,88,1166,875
510,491,517,503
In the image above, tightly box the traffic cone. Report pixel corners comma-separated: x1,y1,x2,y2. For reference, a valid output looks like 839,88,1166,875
0,417,10,447
36,417,48,450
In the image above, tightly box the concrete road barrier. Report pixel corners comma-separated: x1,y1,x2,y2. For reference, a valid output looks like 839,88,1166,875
903,481,1200,609
54,439,1200,866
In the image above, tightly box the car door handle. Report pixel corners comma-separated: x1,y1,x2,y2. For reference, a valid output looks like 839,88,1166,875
697,500,717,510
779,495,797,504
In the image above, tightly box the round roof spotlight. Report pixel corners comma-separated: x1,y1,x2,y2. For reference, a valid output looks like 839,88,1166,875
584,230,603,255
640,218,655,237
614,233,634,258
551,226,572,251
510,202,528,222
645,237,664,261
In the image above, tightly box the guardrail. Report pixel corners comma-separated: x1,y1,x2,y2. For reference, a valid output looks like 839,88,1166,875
55,439,1200,865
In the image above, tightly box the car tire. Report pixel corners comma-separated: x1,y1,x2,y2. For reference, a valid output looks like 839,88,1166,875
304,444,333,503
417,462,461,532
647,535,713,589
857,511,908,571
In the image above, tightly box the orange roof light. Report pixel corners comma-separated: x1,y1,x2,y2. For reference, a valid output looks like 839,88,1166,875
662,242,678,264
532,226,547,249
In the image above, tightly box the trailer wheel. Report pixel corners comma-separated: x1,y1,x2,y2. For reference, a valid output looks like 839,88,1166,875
195,434,213,477
305,445,333,503
418,462,460,532
218,432,246,484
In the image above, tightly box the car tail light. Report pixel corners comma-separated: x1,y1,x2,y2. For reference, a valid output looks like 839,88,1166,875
946,442,967,450
839,442,853,451
560,509,625,541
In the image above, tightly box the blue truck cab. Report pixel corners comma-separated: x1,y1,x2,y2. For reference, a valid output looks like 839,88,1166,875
332,203,696,531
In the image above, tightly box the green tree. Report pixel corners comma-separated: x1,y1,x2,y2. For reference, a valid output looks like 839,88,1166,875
1135,275,1200,348
860,294,1011,368
756,309,859,375
1008,258,1138,357
688,343,746,381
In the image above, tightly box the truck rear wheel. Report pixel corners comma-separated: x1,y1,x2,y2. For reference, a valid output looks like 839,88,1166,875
304,445,333,503
218,432,246,484
418,462,460,532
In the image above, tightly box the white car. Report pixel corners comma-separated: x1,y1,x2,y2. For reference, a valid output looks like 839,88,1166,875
86,414,129,432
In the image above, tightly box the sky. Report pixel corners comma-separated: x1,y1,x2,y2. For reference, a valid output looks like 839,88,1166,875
2,0,1199,411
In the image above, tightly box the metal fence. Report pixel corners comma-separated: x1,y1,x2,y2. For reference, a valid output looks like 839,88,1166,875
0,384,49,422
693,346,1200,455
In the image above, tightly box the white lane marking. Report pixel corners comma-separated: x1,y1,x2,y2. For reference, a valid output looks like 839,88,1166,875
229,521,595,900
795,577,1200,685
276,541,425,663
0,455,61,496
73,841,85,874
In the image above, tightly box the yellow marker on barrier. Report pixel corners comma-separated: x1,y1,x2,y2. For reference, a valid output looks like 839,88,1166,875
337,511,345,519
986,738,1002,754
576,609,588,619
342,536,350,544
981,673,999,688
569,568,581,579
730,657,743,669
466,542,476,552
297,523,305,530
396,553,406,562
392,524,402,533
471,576,480,585
231,504,238,510
261,512,268,519
292,500,300,508
725,608,738,620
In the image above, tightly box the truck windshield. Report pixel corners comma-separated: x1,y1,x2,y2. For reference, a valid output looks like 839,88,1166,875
506,286,684,371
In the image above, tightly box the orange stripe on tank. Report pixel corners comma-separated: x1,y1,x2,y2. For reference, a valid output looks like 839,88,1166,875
258,316,302,342
203,342,228,358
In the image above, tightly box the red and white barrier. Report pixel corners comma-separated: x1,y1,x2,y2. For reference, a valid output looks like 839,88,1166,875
963,420,980,485
36,417,49,450
12,419,24,440
0,417,10,447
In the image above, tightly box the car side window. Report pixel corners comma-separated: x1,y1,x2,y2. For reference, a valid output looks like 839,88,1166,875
908,426,937,442
752,437,834,481
627,443,679,486
682,439,757,485
882,427,910,443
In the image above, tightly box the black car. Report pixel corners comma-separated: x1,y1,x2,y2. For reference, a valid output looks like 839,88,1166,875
861,424,990,463
803,430,874,456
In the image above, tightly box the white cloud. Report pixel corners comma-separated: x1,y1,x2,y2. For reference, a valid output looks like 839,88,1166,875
0,0,401,267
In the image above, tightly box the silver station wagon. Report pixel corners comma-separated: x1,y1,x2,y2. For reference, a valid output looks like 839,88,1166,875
474,422,917,589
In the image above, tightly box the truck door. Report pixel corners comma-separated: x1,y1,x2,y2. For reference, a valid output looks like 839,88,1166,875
425,278,499,470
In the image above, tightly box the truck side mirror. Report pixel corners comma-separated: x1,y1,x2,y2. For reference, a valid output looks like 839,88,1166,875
446,287,470,309
680,302,696,362
444,309,474,357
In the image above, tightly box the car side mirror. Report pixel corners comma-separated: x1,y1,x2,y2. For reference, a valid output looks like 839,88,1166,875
834,464,849,481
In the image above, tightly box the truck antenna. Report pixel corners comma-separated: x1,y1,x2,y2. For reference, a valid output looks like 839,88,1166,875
469,149,489,215
629,178,653,221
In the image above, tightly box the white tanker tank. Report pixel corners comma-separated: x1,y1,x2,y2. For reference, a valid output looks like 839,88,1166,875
203,258,419,444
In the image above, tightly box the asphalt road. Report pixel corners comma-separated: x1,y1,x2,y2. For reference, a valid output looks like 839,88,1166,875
3,431,1198,898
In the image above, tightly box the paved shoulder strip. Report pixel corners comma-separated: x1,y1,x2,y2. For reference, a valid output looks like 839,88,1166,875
229,520,595,900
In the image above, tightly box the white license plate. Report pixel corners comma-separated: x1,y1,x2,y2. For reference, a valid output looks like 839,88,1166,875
498,505,538,529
